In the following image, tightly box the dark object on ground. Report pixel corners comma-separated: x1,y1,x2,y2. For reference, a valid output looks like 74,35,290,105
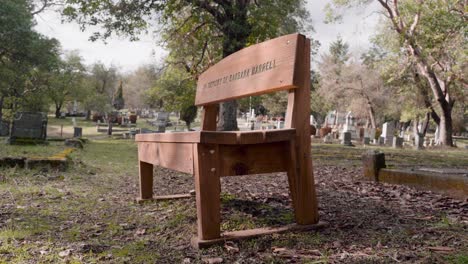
0,157,26,168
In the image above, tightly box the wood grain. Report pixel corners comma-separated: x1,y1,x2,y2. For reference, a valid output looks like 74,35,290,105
138,142,194,174
139,161,153,200
218,142,289,177
136,129,295,145
194,144,221,240
285,36,319,224
195,34,301,105
192,221,328,249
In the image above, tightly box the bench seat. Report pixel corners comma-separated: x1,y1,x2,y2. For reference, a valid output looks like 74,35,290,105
135,129,296,145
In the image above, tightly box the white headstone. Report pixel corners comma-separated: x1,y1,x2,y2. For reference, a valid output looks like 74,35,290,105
382,122,395,146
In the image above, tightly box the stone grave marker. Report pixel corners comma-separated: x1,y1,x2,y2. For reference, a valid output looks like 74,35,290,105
378,137,385,146
381,122,394,146
9,112,47,143
341,131,353,146
74,127,82,138
363,137,370,145
392,137,403,148
323,134,332,144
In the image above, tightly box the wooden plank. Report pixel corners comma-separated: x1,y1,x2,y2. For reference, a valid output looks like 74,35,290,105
285,36,319,225
139,161,153,200
195,34,302,106
201,104,219,131
136,132,201,143
191,221,328,249
263,129,296,143
194,144,221,240
218,142,289,177
136,130,295,145
138,142,194,174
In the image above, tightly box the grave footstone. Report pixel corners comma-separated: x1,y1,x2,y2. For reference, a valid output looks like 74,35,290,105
341,132,353,146
9,112,47,143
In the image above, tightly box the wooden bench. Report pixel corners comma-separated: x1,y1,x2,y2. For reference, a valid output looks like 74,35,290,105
136,33,321,248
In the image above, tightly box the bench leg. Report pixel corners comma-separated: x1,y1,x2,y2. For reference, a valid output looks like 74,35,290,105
194,144,221,240
287,140,319,225
139,161,153,200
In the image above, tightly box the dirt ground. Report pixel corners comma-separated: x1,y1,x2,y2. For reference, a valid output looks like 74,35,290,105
0,140,466,263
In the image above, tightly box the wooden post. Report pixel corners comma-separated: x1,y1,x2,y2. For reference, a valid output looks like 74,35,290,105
201,105,219,131
139,161,153,200
285,36,319,225
193,143,221,240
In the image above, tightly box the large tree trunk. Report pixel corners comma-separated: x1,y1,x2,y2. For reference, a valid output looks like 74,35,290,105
217,100,239,131
439,104,453,146
409,45,454,146
376,1,454,146
420,112,430,136
85,110,91,120
414,71,440,126
215,2,251,131
55,103,62,118
365,97,376,129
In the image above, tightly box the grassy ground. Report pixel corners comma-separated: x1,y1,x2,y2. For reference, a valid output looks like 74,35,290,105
0,138,466,263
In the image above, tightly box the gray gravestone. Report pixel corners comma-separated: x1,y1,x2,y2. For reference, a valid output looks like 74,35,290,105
323,134,332,144
0,120,9,137
363,137,370,145
155,112,170,132
378,137,385,146
341,132,353,146
392,137,403,148
73,127,82,138
10,112,47,143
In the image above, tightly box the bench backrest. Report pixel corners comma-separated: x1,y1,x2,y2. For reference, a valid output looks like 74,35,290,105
197,33,311,132
195,33,306,106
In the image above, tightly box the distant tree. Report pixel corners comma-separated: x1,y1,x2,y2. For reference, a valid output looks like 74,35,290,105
113,80,125,110
46,51,86,118
326,0,466,145
318,38,389,128
82,62,118,119
122,65,159,109
0,0,60,120
180,105,198,130
145,65,196,117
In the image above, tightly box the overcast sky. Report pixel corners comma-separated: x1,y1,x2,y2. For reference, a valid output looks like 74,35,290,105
34,1,381,73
